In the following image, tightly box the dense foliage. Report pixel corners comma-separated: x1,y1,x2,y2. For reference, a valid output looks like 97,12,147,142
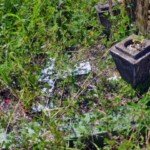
0,0,150,149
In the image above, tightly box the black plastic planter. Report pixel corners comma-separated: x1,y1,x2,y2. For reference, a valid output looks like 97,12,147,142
95,2,120,38
95,3,111,27
95,3,111,37
110,34,150,87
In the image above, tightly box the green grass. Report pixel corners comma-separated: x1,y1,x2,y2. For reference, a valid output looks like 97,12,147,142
0,0,150,149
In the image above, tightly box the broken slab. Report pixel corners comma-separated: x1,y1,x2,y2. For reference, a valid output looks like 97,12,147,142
0,129,6,143
39,59,91,95
39,58,56,95
73,62,91,76
33,60,92,113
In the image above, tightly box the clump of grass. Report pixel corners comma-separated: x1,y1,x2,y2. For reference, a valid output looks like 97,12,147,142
0,0,150,149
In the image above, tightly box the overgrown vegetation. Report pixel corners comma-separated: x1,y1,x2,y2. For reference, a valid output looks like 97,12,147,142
0,0,150,149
